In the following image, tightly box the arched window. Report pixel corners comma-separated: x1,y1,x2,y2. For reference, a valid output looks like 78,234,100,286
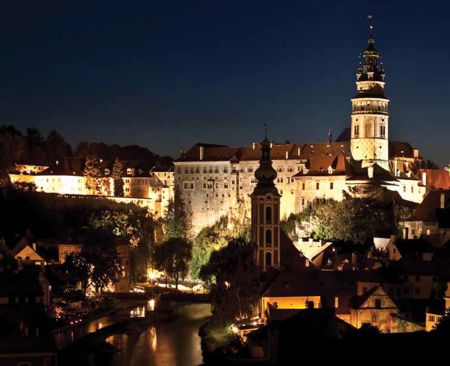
265,206,272,224
265,229,272,246
265,252,272,268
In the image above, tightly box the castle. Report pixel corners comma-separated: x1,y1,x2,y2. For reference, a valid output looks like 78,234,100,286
174,23,433,234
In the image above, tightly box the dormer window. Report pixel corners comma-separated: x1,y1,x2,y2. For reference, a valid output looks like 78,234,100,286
328,166,333,174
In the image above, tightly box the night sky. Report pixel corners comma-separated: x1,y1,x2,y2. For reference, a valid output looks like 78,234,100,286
0,1,449,166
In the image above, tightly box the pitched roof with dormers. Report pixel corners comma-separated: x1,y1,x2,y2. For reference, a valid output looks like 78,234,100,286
292,153,348,177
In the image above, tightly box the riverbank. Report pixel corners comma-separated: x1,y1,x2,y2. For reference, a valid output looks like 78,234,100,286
59,301,211,366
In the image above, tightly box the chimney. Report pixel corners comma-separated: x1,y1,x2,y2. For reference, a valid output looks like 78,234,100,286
393,159,398,177
422,171,427,186
32,243,37,251
199,146,204,161
252,142,256,150
413,149,420,159
368,165,374,179
270,142,273,148
285,151,289,160
298,146,301,156
441,192,446,209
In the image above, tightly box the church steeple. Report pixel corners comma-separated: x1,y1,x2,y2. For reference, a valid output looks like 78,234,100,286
253,134,279,196
350,15,390,170
251,129,281,272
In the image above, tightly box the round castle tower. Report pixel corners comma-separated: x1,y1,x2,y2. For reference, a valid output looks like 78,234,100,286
350,20,389,171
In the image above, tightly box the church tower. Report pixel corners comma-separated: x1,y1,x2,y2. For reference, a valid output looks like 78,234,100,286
251,134,281,272
350,18,390,170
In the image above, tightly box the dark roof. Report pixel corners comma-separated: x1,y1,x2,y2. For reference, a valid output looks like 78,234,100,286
0,270,44,296
410,190,450,222
389,141,415,159
346,160,396,183
177,143,239,162
270,308,356,337
335,128,351,142
394,239,434,256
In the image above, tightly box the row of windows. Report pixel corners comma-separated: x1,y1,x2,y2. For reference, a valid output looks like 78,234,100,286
300,182,335,190
177,166,298,175
354,124,386,139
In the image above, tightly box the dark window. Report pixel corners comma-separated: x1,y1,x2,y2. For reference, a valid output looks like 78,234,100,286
265,252,272,268
265,229,272,246
265,206,272,224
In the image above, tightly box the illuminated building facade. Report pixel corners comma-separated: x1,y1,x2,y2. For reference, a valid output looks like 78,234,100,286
173,23,435,234
8,161,174,218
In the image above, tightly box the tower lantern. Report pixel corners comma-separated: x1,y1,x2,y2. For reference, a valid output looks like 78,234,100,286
350,16,390,170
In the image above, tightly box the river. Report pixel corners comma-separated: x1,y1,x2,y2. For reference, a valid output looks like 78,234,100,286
106,303,211,366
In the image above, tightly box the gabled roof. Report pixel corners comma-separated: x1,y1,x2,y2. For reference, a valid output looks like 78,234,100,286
350,284,398,309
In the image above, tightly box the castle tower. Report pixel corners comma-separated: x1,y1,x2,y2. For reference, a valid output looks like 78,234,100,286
350,17,389,170
251,134,281,271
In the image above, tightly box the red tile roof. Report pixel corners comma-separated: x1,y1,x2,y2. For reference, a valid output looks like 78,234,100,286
420,169,450,190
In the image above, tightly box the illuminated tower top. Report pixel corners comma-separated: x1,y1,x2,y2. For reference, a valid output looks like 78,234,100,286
356,16,386,93
351,15,390,170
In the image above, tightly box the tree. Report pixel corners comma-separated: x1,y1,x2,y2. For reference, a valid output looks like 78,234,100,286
45,129,72,163
434,311,450,336
282,193,396,245
83,155,102,194
111,158,124,197
87,245,121,293
161,187,191,240
200,239,260,326
63,252,91,296
154,237,192,289
63,229,121,295
190,214,250,280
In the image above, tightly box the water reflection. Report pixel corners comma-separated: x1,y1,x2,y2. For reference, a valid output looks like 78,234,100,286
108,303,211,366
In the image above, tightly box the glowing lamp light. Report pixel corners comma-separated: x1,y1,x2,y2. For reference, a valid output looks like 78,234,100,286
148,299,156,311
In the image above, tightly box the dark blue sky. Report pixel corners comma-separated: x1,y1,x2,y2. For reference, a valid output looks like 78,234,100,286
0,1,449,166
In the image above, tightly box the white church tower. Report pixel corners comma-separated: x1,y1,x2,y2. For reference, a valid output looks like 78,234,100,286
350,18,389,170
